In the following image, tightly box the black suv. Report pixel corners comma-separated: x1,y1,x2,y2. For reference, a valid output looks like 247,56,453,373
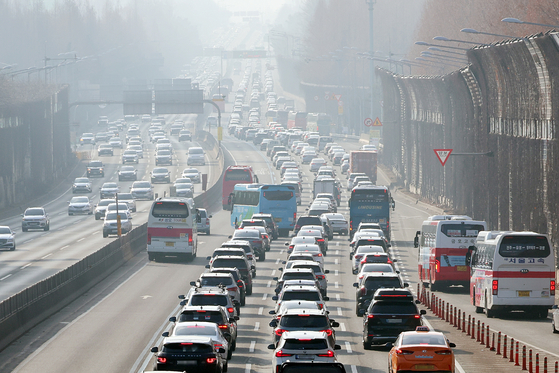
294,216,322,234
171,305,238,351
86,160,104,178
211,267,247,306
361,288,425,349
151,336,225,372
251,213,279,239
207,256,254,295
353,273,408,316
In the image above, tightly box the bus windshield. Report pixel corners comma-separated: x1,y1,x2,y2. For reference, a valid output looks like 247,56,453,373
151,201,189,218
499,235,550,258
351,190,388,203
441,224,485,237
262,190,293,201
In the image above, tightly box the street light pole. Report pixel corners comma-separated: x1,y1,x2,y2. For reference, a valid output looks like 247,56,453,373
502,17,559,29
366,0,376,136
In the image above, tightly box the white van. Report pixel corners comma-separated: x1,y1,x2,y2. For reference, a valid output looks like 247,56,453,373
147,198,199,261
187,147,205,166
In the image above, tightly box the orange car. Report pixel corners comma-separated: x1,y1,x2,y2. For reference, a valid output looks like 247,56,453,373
387,326,456,373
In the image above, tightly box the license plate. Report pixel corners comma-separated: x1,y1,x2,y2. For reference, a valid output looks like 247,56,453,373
518,291,530,297
414,364,435,370
456,266,467,271
165,242,175,247
177,360,197,365
274,218,282,222
296,355,315,360
386,319,402,323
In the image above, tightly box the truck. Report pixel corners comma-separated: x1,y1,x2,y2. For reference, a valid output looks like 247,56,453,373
313,178,337,198
349,151,377,184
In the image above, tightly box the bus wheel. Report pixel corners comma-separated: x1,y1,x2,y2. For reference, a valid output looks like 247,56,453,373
148,253,155,261
485,298,494,318
539,307,549,319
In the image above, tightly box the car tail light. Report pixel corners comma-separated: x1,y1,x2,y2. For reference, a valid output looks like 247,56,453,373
188,234,193,245
414,315,421,319
218,324,228,330
360,287,367,297
147,234,151,245
227,307,235,314
318,303,324,309
206,357,217,364
275,350,293,357
252,240,260,244
320,329,333,336
206,221,210,225
396,349,414,355
358,275,364,279
229,286,238,292
354,255,363,261
237,280,244,288
492,280,498,295
316,274,325,280
435,259,440,273
275,329,287,336
157,357,167,363
551,280,556,296
317,238,324,242
367,314,374,319
314,253,323,257
318,350,335,357
350,220,353,231
435,349,452,355
264,234,269,239
387,258,393,264
214,343,223,348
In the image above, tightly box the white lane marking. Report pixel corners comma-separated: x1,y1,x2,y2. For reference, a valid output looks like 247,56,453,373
249,342,256,353
335,282,339,289
90,231,97,236
336,242,339,246
42,253,52,259
275,258,280,264
341,323,346,332
1,274,12,281
21,263,32,269
267,281,272,288
345,341,352,353
336,250,339,255
60,245,69,251
351,365,357,373
254,322,260,331
246,363,252,373
335,270,339,276
258,307,263,315
271,269,276,276
262,293,268,300
336,294,340,301
279,249,284,254
421,317,466,373
337,307,342,316
335,259,339,265
77,238,85,242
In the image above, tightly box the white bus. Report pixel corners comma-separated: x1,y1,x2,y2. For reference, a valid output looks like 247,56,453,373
414,215,487,291
147,197,199,261
467,231,555,318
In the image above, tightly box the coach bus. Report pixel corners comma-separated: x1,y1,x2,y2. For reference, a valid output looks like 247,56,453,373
222,166,258,210
287,111,308,130
414,215,487,291
349,185,394,239
307,113,332,135
466,231,555,318
147,197,198,262
230,184,297,236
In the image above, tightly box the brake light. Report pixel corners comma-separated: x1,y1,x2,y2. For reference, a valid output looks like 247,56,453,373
298,314,311,317
188,234,193,245
387,258,393,264
157,357,167,363
147,234,151,245
218,324,228,330
492,279,498,295
214,343,223,348
316,275,325,280
264,234,269,239
181,342,194,345
227,307,235,314
206,357,217,364
318,350,335,357
229,286,238,291
350,220,353,230
414,315,421,319
367,314,374,319
275,350,293,357
354,255,363,261
435,259,440,273
396,349,414,355
275,329,287,336
314,253,323,257
551,280,556,296
320,329,333,336
360,287,367,297
435,349,452,355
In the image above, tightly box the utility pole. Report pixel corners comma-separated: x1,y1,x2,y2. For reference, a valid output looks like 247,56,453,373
366,0,376,130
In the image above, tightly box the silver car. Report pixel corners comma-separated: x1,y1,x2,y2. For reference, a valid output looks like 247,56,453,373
68,196,93,215
102,211,132,237
0,226,16,250
197,208,211,234
21,207,50,231
130,181,154,200
116,193,137,212
187,147,205,166
72,177,92,194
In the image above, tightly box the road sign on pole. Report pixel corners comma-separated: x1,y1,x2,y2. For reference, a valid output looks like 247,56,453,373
364,118,373,127
334,94,342,101
434,149,453,166
372,117,382,126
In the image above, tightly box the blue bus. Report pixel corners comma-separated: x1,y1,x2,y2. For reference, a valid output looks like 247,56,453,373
231,184,297,236
349,185,394,238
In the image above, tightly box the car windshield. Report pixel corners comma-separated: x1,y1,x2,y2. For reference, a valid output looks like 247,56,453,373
25,208,45,216
283,338,328,349
75,178,89,183
360,264,394,273
364,277,402,289
124,151,136,155
88,162,102,167
153,168,168,174
133,182,151,188
189,148,204,154
163,343,213,353
121,166,135,171
184,168,198,173
370,302,418,314
401,333,446,346
173,324,217,336
105,212,128,220
190,295,228,307
0,227,12,234
102,183,117,188
282,273,315,281
212,258,248,270
71,197,89,203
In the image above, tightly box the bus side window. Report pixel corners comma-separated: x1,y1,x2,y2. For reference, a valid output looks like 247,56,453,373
413,230,420,248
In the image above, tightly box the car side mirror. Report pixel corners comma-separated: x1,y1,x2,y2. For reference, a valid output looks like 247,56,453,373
324,269,330,274
282,261,286,264
269,320,278,327
353,282,358,288
178,295,186,300
269,310,276,315
234,316,240,321
278,267,283,272
420,310,427,315
331,321,339,327
151,347,159,353
273,277,278,281
449,342,456,348
190,281,197,286
267,344,275,350
272,296,278,301
323,296,329,301
403,282,409,287
205,265,210,269
162,332,169,337
206,256,211,260
228,235,232,239
169,316,177,323
385,342,393,349
251,265,255,270
284,242,289,246
218,347,226,353
179,300,186,306
334,344,341,350
553,305,559,310
209,215,213,218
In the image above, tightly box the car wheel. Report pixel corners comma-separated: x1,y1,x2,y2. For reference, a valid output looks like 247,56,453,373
223,361,228,372
44,224,50,231
103,232,108,238
10,244,15,251
22,227,28,232
95,216,100,220
68,213,73,216
241,296,246,306
246,285,252,296
227,348,232,360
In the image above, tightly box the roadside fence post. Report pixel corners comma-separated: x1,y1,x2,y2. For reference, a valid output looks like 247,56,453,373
515,341,520,366
462,311,466,332
486,325,491,349
510,338,514,362
503,335,507,359
496,331,501,355
522,345,526,370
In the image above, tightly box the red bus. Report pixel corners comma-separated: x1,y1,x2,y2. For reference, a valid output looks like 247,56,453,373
222,166,259,210
287,111,308,129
